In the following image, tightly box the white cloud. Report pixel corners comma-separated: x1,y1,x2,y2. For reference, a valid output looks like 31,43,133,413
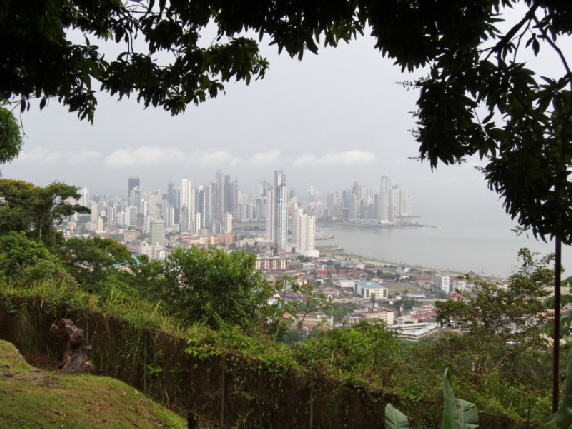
17,147,102,165
104,146,283,168
105,146,186,167
292,154,317,166
19,145,375,173
248,150,282,166
293,150,376,166
67,150,102,165
188,150,242,167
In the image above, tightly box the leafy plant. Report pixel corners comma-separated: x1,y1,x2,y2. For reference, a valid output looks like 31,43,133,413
538,344,572,429
385,368,478,429
384,403,409,429
442,368,478,429
160,246,274,333
436,249,553,349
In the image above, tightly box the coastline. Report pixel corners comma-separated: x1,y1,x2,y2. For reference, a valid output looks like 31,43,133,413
329,248,504,281
317,222,542,279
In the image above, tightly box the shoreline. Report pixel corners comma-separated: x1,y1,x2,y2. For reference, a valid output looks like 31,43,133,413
331,249,505,281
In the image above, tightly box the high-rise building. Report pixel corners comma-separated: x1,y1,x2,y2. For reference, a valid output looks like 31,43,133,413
274,171,288,252
180,179,194,233
266,189,275,243
223,212,233,234
79,187,89,207
391,185,400,221
379,175,391,223
197,184,212,230
128,177,140,198
149,218,166,246
399,187,412,216
295,209,319,257
256,180,271,220
167,181,177,207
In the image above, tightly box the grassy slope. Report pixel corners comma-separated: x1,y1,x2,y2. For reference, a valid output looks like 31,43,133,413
0,340,187,429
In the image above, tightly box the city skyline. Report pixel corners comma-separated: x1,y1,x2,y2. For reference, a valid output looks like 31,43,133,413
77,171,416,220
66,171,418,261
64,171,572,274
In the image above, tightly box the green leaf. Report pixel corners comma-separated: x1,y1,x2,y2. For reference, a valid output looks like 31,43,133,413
538,345,572,428
384,403,409,429
455,399,479,429
442,368,478,429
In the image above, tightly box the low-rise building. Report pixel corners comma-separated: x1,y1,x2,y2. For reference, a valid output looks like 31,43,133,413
388,322,440,341
336,279,357,289
348,310,395,326
256,255,288,271
286,312,334,331
355,281,388,300
138,242,166,260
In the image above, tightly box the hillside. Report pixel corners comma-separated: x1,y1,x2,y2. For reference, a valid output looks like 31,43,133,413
0,339,187,428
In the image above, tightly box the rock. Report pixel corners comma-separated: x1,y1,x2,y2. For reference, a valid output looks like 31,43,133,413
50,319,94,374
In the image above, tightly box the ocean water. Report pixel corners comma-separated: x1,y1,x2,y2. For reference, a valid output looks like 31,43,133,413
320,222,572,278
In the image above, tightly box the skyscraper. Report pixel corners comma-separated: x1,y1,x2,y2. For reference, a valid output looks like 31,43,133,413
379,175,391,223
274,171,288,252
167,181,177,207
266,189,275,243
295,209,319,257
180,179,194,233
128,177,140,198
149,218,166,246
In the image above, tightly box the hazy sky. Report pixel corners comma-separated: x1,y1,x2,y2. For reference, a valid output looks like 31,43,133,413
6,35,492,211
4,7,572,268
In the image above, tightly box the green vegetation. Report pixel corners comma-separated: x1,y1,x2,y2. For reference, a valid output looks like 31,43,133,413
385,344,572,429
0,247,561,426
385,369,478,429
437,249,553,347
4,2,572,425
0,179,89,247
159,247,275,332
0,339,186,428
0,177,566,427
0,107,22,166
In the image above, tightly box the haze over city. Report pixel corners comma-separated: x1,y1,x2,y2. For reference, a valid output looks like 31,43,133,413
5,35,490,214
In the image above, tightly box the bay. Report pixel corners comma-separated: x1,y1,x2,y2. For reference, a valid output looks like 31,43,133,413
322,222,572,278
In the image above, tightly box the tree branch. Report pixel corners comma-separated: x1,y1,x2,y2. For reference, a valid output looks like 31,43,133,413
533,16,572,86
486,2,539,60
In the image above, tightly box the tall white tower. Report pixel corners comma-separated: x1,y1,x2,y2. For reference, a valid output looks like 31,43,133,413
266,189,275,243
274,171,288,252
380,175,391,223
295,209,319,257
180,179,194,233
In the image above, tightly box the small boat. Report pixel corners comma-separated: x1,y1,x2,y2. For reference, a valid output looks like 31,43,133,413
315,231,334,240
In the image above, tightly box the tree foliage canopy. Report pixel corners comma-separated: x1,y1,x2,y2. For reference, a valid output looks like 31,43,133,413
1,0,271,121
0,107,22,165
0,179,90,245
161,246,274,332
436,249,554,347
59,236,132,286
